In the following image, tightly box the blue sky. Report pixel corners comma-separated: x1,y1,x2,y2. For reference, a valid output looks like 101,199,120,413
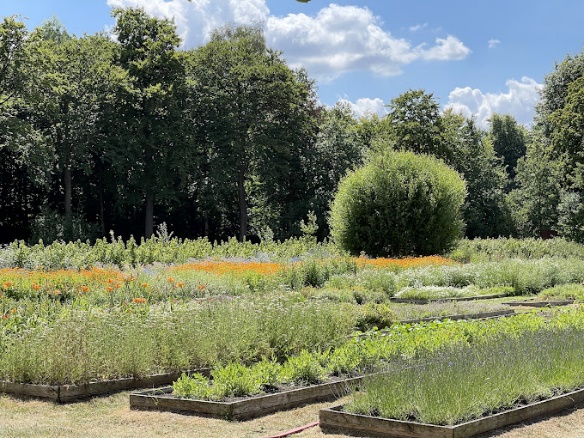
2,0,583,127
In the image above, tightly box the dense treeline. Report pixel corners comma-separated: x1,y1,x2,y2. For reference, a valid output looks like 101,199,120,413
0,9,583,245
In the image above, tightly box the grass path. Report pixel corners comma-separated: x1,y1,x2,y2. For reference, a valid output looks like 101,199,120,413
2,392,584,437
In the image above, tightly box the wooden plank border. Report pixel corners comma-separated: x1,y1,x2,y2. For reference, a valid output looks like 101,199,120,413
0,369,210,403
390,293,508,305
504,300,575,307
130,375,364,420
319,388,584,438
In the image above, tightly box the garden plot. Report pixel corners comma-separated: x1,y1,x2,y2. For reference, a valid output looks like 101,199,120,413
320,313,584,437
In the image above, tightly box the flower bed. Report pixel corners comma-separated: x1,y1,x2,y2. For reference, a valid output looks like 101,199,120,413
130,375,363,420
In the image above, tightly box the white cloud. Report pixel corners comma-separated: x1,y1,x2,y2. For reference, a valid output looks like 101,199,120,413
338,97,388,118
418,35,471,61
409,23,428,32
445,77,543,127
106,0,471,82
488,39,501,49
106,0,269,47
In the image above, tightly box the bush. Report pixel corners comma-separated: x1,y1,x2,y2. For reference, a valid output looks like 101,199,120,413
329,151,466,257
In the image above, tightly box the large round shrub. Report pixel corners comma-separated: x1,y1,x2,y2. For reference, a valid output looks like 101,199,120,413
329,150,466,257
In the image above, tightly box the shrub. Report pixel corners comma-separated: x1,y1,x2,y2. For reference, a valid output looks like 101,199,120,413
329,150,466,257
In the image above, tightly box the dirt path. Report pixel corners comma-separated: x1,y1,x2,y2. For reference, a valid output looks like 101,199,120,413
2,392,584,437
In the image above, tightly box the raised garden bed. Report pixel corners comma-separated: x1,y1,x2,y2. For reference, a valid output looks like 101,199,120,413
389,293,508,305
504,299,575,308
0,369,210,403
130,375,363,420
398,309,514,324
319,387,584,438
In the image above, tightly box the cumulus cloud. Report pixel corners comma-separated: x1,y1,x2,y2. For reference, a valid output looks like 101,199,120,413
338,97,388,118
418,35,471,61
488,39,501,49
106,0,269,47
266,5,470,81
106,0,470,82
445,77,543,127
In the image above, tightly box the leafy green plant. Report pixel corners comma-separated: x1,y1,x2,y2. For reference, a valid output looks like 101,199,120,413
329,150,466,257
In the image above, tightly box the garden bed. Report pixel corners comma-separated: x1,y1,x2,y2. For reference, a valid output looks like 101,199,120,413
319,387,584,438
504,299,575,308
389,293,508,305
398,308,514,324
130,375,363,420
0,369,210,403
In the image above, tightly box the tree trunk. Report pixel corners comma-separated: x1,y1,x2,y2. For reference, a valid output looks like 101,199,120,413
237,163,248,242
64,167,72,219
145,191,154,239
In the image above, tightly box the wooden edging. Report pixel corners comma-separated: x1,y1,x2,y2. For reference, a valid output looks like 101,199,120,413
319,387,584,438
130,375,364,420
504,299,575,308
390,293,508,305
0,369,210,403
398,309,515,325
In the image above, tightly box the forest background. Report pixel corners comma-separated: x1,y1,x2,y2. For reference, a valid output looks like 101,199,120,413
1,8,583,245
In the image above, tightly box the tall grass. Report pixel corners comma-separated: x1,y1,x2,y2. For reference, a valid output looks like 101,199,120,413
0,295,356,384
346,324,584,425
450,237,584,263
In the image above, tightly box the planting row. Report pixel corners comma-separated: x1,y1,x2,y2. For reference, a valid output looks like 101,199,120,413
162,308,583,403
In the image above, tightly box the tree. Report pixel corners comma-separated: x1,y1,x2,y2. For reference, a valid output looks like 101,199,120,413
191,24,317,241
304,102,365,238
488,113,527,184
451,117,514,238
507,130,563,237
329,150,466,257
110,7,188,238
380,89,452,162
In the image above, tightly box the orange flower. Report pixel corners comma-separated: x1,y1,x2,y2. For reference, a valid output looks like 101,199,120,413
115,283,121,289
141,283,149,288
167,277,175,284
106,286,114,292
197,284,206,291
107,278,114,284
132,297,147,304
2,282,12,289
177,282,185,288
81,285,90,293
32,283,41,291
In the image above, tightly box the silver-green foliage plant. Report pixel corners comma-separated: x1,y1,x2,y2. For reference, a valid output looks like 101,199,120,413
329,150,466,257
345,324,584,425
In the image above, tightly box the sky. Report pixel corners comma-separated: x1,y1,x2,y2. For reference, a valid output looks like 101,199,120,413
2,0,583,128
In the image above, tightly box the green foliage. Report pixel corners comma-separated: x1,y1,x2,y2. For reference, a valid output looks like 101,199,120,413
449,237,584,262
346,324,584,425
488,114,527,183
329,150,466,257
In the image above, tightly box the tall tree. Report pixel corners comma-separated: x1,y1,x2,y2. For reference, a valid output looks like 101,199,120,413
110,7,188,238
447,116,513,238
508,131,563,237
380,89,452,162
191,24,317,241
488,113,527,184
